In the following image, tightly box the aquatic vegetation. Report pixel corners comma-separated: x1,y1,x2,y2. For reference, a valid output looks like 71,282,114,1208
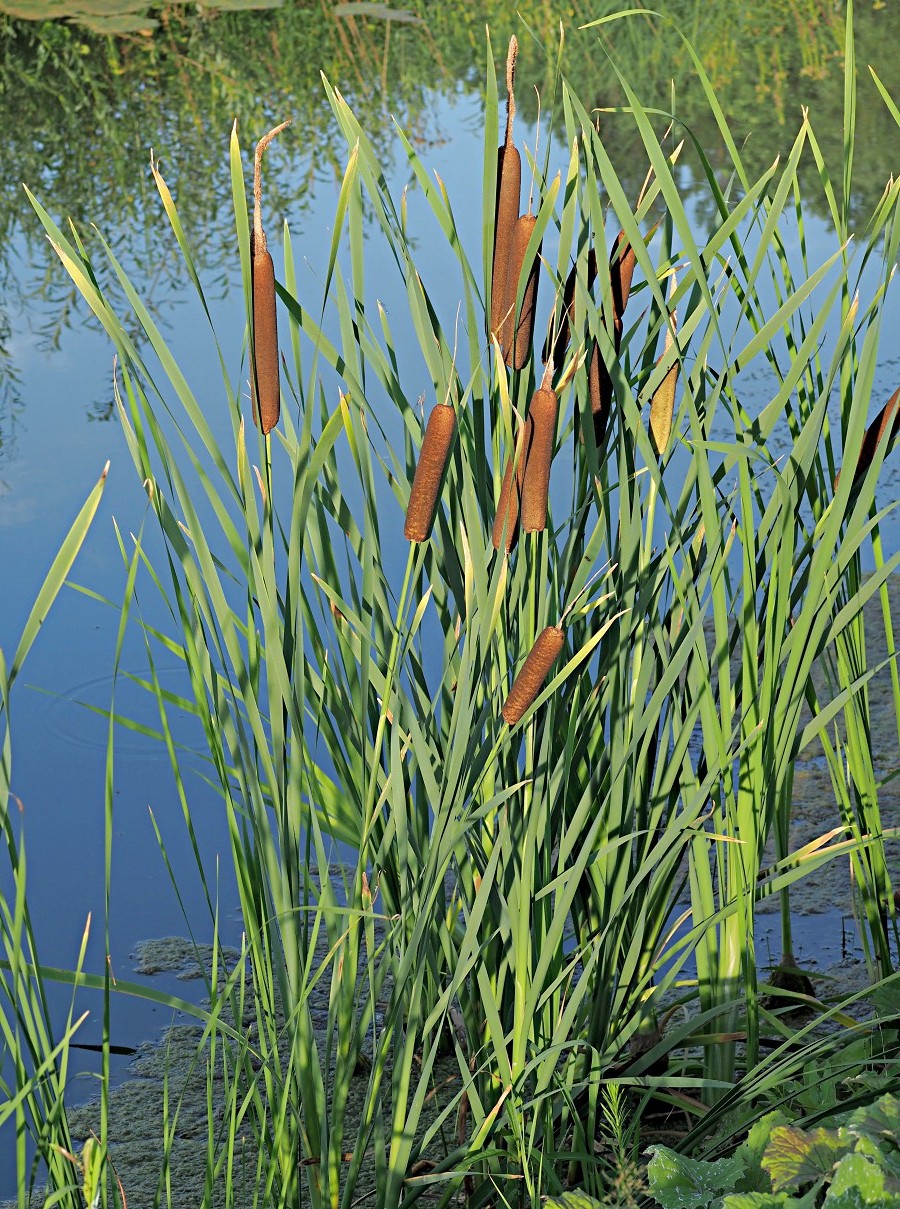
3,5,900,1207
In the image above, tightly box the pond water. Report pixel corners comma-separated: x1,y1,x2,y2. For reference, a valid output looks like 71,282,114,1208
1,0,900,1195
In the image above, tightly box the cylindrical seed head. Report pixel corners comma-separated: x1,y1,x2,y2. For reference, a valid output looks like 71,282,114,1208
585,316,621,447
507,213,541,370
502,625,565,725
491,143,522,349
251,248,280,433
404,403,456,542
610,230,637,321
492,415,533,552
250,119,290,435
521,385,558,532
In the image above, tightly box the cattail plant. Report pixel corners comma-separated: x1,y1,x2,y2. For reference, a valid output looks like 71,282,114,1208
502,624,565,725
609,229,637,320
490,36,521,356
492,412,533,552
521,363,558,532
404,402,456,542
587,317,621,447
506,211,541,370
834,384,900,489
251,120,291,434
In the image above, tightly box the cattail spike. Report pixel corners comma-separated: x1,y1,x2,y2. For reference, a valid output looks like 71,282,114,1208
521,385,558,532
610,230,637,321
252,250,280,433
502,625,565,725
586,315,621,447
404,403,456,542
251,119,291,433
506,213,541,369
491,39,522,351
491,144,522,348
492,415,533,552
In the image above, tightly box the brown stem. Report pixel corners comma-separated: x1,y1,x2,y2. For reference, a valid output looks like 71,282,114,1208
253,119,292,253
504,35,518,147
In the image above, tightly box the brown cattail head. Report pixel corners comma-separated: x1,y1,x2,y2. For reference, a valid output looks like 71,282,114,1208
610,230,637,321
586,316,622,447
543,249,598,369
521,369,558,532
502,624,565,725
506,213,541,370
252,247,280,433
250,119,291,434
404,402,456,542
492,414,533,552
490,37,522,352
491,144,522,349
834,384,900,491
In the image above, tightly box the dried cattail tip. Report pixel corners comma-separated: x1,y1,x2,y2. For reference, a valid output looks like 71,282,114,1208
521,381,558,532
834,384,900,490
251,119,291,434
507,213,541,370
404,403,456,542
492,415,533,552
649,359,679,456
502,625,565,725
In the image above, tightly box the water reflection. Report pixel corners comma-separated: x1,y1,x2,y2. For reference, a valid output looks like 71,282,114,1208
0,0,898,458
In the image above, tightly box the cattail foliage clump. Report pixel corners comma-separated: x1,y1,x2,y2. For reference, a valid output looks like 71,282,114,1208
502,625,565,725
251,119,291,434
404,402,456,542
521,364,558,532
491,36,522,357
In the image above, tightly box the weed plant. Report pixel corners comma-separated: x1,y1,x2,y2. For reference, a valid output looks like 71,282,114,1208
4,6,900,1207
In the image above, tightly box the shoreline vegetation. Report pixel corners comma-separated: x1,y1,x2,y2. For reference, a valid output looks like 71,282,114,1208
3,4,900,1206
